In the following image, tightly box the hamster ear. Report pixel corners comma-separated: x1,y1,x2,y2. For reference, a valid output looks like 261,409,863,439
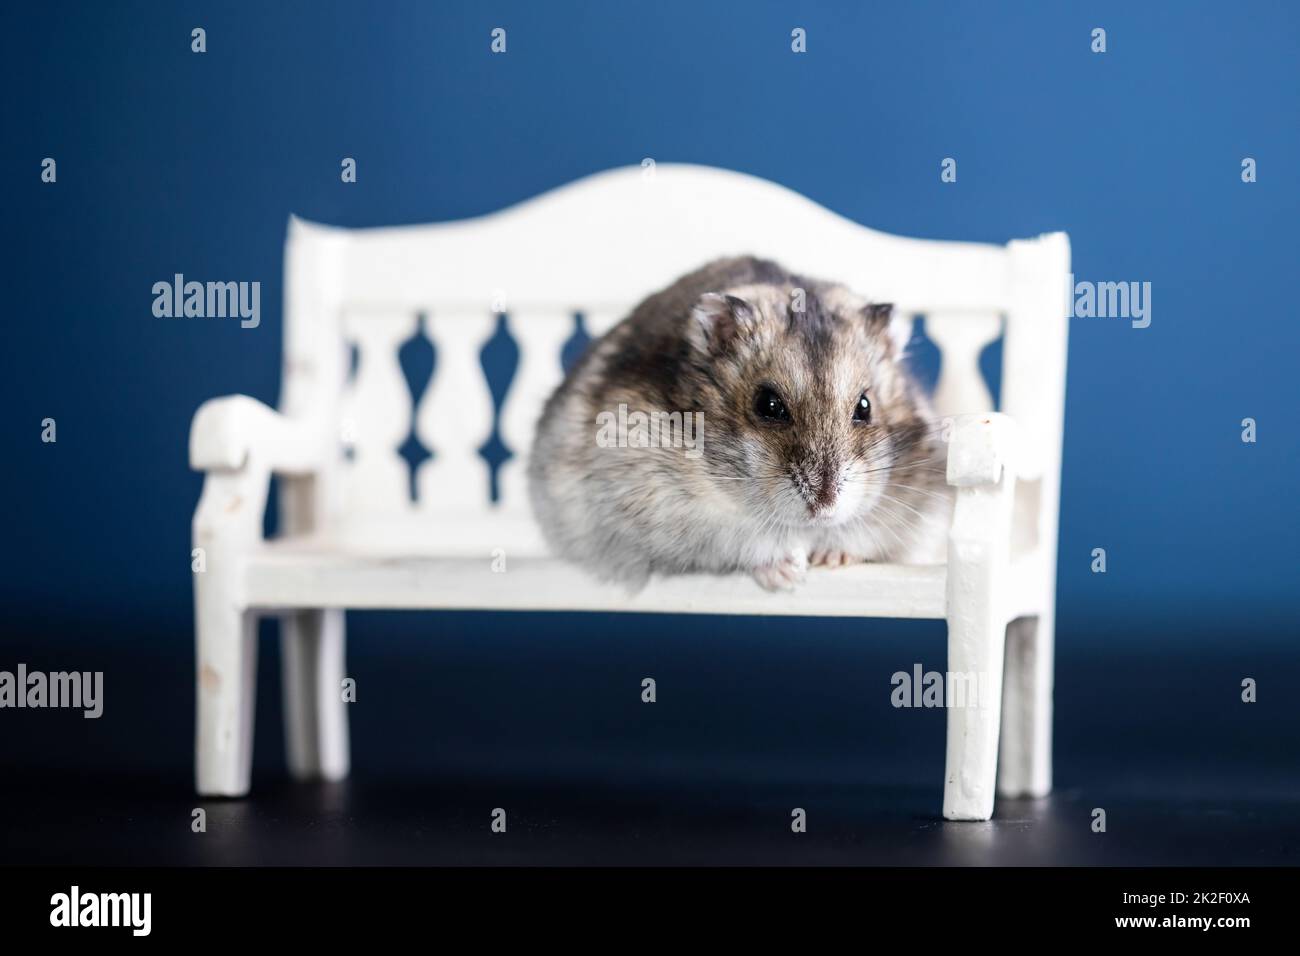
864,302,912,358
690,293,755,354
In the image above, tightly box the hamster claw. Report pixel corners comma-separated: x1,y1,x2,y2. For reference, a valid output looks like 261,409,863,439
752,549,808,592
808,548,862,569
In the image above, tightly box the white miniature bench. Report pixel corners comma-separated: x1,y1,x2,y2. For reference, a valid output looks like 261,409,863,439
191,163,1069,821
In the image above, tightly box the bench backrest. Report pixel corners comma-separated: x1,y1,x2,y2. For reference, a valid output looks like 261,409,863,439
280,163,1069,547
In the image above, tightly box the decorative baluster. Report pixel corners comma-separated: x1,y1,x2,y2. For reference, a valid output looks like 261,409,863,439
497,308,574,511
414,309,497,511
925,312,1002,419
339,310,419,517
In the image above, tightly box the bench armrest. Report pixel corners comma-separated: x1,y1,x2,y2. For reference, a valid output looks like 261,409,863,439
946,413,1020,488
191,396,332,564
190,395,330,474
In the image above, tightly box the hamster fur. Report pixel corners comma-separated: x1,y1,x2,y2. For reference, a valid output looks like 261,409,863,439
527,256,951,591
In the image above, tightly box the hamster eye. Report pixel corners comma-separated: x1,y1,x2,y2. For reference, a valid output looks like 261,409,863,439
853,392,872,423
754,386,791,424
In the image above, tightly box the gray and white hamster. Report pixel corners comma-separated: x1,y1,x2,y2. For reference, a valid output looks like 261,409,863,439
528,256,950,590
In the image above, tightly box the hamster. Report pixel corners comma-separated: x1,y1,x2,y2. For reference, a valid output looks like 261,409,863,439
527,256,951,591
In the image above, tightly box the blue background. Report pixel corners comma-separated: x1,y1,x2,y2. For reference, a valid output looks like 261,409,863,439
4,2,1297,791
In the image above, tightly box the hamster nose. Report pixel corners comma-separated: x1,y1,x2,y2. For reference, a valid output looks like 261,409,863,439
806,461,839,514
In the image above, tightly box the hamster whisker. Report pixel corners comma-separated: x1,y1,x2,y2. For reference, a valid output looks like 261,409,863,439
870,500,930,546
857,431,900,458
873,491,932,525
753,500,792,540
879,456,940,471
856,460,947,480
704,474,787,487
857,519,890,560
758,510,784,540
857,455,941,473
879,482,951,503
864,504,911,552
894,456,939,467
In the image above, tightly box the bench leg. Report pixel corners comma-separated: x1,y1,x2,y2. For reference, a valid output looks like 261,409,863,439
942,601,1008,821
195,601,258,797
946,522,1013,822
282,609,350,781
998,613,1053,798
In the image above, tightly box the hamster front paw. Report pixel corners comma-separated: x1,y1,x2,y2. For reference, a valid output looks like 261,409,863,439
752,548,809,592
808,548,865,569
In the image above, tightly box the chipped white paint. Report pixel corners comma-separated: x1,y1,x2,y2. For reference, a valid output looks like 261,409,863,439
190,163,1069,819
